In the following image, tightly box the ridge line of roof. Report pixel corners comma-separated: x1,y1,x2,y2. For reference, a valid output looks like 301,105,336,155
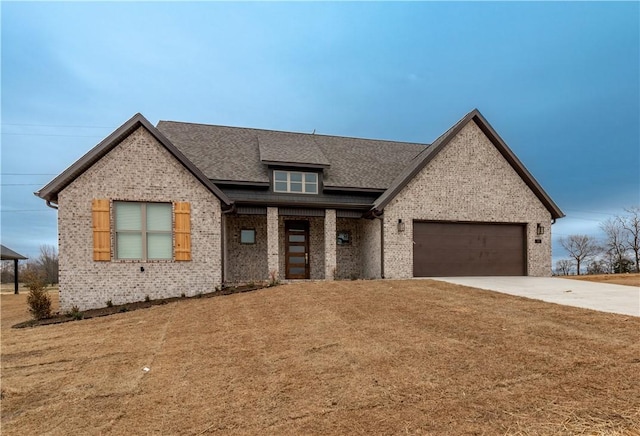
157,120,431,147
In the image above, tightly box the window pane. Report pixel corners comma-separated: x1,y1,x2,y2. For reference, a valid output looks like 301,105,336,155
148,233,172,259
117,233,142,259
116,203,141,231
304,182,317,193
240,229,255,244
290,172,302,182
290,182,303,192
305,173,317,183
275,181,287,192
147,203,172,231
274,171,287,181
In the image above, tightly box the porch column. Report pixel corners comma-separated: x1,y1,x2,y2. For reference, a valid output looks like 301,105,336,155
324,209,337,280
267,207,279,281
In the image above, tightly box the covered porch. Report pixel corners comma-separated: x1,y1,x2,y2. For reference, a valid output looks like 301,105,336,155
222,207,381,284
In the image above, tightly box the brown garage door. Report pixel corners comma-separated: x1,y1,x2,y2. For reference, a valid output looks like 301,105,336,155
413,222,526,277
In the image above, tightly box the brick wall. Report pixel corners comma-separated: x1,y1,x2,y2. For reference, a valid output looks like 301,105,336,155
225,215,268,283
360,218,382,279
335,218,361,280
383,120,552,278
57,127,223,311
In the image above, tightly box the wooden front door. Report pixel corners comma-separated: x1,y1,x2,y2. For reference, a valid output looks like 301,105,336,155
285,221,309,279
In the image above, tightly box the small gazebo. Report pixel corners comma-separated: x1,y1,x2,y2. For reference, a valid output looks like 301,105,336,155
1,245,28,294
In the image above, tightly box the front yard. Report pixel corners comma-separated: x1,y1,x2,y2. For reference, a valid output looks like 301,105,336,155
1,280,639,435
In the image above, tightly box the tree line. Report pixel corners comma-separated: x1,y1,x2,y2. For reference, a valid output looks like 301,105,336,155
0,244,59,286
557,207,640,276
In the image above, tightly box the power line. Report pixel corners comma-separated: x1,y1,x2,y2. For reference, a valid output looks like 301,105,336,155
1,183,43,186
1,132,104,138
1,173,57,176
2,122,114,129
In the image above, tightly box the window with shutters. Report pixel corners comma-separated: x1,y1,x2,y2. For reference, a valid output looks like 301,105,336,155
114,201,173,260
92,199,191,262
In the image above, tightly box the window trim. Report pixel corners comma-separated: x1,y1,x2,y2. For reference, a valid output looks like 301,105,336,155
114,201,173,261
273,170,318,194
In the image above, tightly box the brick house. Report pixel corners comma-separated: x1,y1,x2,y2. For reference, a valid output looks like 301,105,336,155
37,109,563,310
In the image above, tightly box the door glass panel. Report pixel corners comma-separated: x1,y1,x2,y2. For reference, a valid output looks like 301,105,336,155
289,267,305,275
289,234,305,242
289,246,305,253
289,256,305,263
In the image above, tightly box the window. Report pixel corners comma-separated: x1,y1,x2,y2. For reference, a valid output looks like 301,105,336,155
240,229,256,244
273,170,318,194
337,231,351,246
115,202,172,260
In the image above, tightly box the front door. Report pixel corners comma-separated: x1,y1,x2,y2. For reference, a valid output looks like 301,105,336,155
285,220,309,279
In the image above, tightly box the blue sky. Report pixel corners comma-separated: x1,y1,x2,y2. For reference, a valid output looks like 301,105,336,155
1,1,639,264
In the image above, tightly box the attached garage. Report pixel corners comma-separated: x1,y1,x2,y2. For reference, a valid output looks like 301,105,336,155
413,221,526,277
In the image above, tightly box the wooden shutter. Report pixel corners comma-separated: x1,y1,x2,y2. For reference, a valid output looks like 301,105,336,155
174,202,191,261
92,199,111,261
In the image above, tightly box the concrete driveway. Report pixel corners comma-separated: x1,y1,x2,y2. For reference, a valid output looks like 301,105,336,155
432,276,640,317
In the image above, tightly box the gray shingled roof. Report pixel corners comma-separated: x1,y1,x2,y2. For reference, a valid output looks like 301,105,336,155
259,133,330,168
1,245,27,260
156,121,427,190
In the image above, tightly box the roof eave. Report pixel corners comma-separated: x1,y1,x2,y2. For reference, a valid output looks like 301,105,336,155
35,113,233,209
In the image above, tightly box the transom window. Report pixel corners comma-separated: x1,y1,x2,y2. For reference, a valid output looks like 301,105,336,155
273,170,318,194
115,202,172,260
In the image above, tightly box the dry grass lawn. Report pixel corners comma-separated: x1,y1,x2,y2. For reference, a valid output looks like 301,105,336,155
566,273,640,287
2,280,639,435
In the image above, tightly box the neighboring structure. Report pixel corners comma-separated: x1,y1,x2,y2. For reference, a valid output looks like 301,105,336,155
1,244,28,294
36,109,564,310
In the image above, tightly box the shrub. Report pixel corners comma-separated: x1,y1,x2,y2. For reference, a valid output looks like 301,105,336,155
106,299,113,308
144,295,151,302
68,305,83,320
180,292,186,298
27,288,52,320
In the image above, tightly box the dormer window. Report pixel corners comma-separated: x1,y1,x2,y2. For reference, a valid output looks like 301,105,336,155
273,170,318,194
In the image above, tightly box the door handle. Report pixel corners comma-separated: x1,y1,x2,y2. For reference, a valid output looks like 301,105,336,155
305,253,309,264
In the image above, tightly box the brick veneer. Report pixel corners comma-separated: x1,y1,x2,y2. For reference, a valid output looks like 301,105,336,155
360,218,382,279
57,127,223,311
335,218,361,280
324,210,337,280
225,215,268,283
383,120,552,278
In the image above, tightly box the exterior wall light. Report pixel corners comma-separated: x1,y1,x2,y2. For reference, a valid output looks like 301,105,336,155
536,223,545,235
398,219,405,233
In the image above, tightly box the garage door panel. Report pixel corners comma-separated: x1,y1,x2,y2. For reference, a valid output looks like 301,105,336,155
413,222,525,277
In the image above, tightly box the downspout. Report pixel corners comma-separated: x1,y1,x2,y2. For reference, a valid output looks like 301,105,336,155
46,200,58,210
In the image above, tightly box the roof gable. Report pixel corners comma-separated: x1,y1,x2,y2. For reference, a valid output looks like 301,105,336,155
36,114,232,207
371,109,565,220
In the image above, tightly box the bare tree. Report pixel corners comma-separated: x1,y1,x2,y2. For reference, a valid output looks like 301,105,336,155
36,245,59,286
619,206,640,273
555,259,573,276
600,217,629,273
560,235,600,275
